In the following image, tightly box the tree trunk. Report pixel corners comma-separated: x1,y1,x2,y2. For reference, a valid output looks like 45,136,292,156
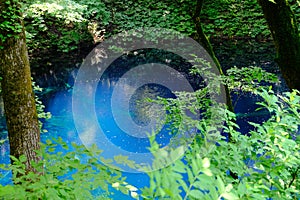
0,0,41,172
258,0,300,90
192,0,234,112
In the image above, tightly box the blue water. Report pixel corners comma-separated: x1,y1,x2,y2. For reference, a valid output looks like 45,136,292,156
0,85,272,199
0,49,200,198
46,85,170,199
0,77,183,199
0,58,290,199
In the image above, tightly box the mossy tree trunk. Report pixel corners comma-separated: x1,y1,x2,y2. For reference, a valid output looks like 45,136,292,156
258,0,300,90
192,0,234,112
0,0,41,172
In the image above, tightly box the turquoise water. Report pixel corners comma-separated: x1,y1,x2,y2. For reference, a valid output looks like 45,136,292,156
45,82,177,199
0,79,179,199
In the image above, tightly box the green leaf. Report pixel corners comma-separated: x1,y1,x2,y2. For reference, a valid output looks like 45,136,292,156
203,168,213,177
222,192,239,200
173,161,186,173
189,189,203,199
216,176,225,193
19,155,27,163
237,182,247,195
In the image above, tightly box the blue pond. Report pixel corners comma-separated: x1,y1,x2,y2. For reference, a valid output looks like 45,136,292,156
0,49,289,199
0,75,188,199
0,81,280,199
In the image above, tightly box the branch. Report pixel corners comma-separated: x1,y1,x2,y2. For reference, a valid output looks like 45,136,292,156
288,166,299,188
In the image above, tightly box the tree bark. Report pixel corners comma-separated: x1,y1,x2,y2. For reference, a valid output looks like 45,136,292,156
258,0,300,90
0,0,41,172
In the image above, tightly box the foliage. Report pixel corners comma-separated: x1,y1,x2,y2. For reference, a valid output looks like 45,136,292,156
140,63,299,199
189,57,279,97
290,0,300,31
200,0,270,39
223,66,278,92
0,0,23,48
18,0,300,52
16,0,300,88
0,138,137,199
22,0,110,54
109,0,195,36
141,90,300,199
222,66,279,108
32,80,51,132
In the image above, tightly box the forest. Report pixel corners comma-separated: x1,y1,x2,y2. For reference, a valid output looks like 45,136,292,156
0,0,300,199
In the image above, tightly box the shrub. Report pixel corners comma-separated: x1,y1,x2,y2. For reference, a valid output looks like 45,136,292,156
140,63,299,199
0,138,137,199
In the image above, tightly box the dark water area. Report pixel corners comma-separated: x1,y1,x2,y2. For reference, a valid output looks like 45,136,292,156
0,39,290,199
213,39,290,134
